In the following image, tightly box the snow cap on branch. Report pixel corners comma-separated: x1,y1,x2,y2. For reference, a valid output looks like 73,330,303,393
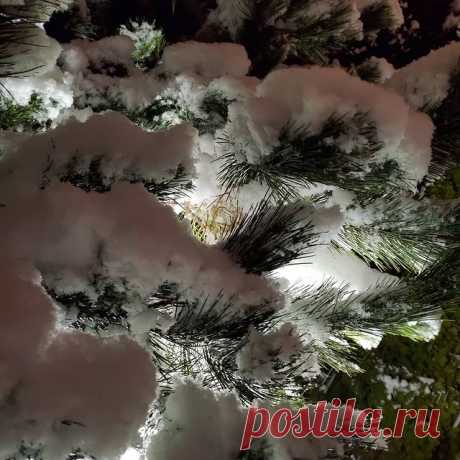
161,41,251,79
224,66,433,187
386,42,460,110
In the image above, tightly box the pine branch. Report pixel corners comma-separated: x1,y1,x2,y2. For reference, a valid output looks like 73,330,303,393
276,257,459,374
147,249,458,402
289,1,360,65
120,21,166,69
217,113,404,202
0,0,70,81
220,196,319,274
334,198,460,275
0,22,46,79
147,283,321,404
43,276,131,333
54,157,193,202
0,0,68,23
236,0,288,29
413,246,460,309
0,92,45,131
147,283,279,402
294,274,449,337
354,60,384,84
142,165,194,202
194,90,233,135
229,0,359,75
360,1,396,35
316,338,364,375
426,167,460,200
148,283,274,342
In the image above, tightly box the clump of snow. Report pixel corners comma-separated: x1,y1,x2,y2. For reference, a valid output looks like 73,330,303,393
276,246,396,294
147,380,245,460
409,319,443,341
377,373,421,398
161,42,251,79
0,102,282,454
346,329,384,350
2,68,74,125
1,112,196,186
444,0,460,30
0,264,156,460
237,324,304,381
60,36,165,111
223,66,433,188
0,264,56,403
61,36,136,75
0,332,156,460
147,380,346,460
386,42,460,110
0,180,280,319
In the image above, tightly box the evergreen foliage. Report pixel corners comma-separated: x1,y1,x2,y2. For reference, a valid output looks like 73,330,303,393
102,91,232,135
360,1,397,35
120,21,166,69
147,282,277,402
0,92,45,131
334,197,460,275
217,113,405,202
0,0,67,23
426,167,460,199
1,1,460,458
56,157,193,202
127,96,185,131
229,0,360,75
276,252,460,373
310,309,460,460
221,197,318,274
0,0,68,81
0,22,43,79
353,59,385,83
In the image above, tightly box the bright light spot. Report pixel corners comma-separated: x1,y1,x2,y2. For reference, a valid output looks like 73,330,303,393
121,447,142,460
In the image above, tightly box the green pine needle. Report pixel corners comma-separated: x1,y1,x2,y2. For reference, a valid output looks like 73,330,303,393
360,0,397,34
52,156,193,202
221,196,319,274
334,198,460,275
217,112,404,202
0,92,45,131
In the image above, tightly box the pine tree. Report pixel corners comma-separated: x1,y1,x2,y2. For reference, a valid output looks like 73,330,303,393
0,1,459,459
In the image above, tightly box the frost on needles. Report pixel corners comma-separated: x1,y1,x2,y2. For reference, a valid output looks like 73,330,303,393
0,1,459,459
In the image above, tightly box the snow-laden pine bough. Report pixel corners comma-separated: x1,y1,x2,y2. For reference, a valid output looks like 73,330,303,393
0,0,459,459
